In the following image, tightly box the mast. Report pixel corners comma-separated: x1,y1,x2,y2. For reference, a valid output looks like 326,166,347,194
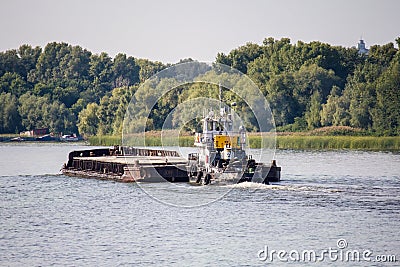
219,83,223,115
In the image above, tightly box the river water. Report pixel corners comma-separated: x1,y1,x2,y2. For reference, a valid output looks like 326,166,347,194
0,143,399,266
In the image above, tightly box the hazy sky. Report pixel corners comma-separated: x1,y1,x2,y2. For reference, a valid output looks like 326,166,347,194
1,0,399,63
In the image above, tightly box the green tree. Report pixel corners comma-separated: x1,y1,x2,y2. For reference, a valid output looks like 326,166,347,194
136,59,166,83
18,92,47,130
335,94,351,126
111,86,134,134
292,64,340,111
42,101,75,133
372,54,400,135
368,43,397,67
219,42,263,73
265,72,300,126
78,103,100,136
0,93,21,133
305,91,322,129
348,82,376,130
0,72,28,96
0,49,21,77
18,92,75,133
17,44,42,78
320,86,341,126
96,95,112,135
113,53,140,87
31,42,71,82
89,52,113,83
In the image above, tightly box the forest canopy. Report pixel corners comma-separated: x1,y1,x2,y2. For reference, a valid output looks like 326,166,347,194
0,38,399,136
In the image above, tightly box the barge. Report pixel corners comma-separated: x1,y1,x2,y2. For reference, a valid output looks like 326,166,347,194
61,145,281,184
62,146,190,183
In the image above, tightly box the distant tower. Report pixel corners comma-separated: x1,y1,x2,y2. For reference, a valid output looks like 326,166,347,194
357,39,369,55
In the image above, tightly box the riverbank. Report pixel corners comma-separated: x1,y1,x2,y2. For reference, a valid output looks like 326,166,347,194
88,134,400,151
0,134,83,142
274,136,400,150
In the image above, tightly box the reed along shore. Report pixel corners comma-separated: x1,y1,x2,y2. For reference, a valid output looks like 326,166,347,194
88,134,400,151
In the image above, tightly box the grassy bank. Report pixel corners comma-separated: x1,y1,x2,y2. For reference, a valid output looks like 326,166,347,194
253,135,400,150
88,134,400,151
88,135,122,146
275,136,400,150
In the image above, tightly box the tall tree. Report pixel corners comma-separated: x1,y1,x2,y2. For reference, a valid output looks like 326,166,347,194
0,93,21,133
113,53,140,87
17,44,42,78
305,91,322,129
372,53,400,135
78,103,100,136
0,72,28,96
136,59,166,83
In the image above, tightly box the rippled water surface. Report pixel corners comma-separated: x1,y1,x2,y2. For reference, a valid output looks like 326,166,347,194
1,143,399,266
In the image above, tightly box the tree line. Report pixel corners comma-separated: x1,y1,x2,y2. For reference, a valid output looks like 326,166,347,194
217,37,400,135
0,42,165,134
0,38,399,136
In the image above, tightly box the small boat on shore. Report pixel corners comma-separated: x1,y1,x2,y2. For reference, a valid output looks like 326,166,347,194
60,134,79,142
9,137,26,142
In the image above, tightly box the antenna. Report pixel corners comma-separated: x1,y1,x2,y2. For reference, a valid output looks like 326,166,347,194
219,83,222,110
219,83,226,118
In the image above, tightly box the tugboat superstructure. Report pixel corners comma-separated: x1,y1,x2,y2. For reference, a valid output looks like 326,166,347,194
187,89,280,185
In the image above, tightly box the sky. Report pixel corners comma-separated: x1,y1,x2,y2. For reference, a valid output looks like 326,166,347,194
1,0,399,63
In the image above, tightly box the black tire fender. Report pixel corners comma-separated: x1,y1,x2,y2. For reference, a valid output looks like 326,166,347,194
196,171,203,184
204,173,212,185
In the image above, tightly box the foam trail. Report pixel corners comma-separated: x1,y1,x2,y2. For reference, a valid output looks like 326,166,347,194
226,181,285,190
226,182,343,193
